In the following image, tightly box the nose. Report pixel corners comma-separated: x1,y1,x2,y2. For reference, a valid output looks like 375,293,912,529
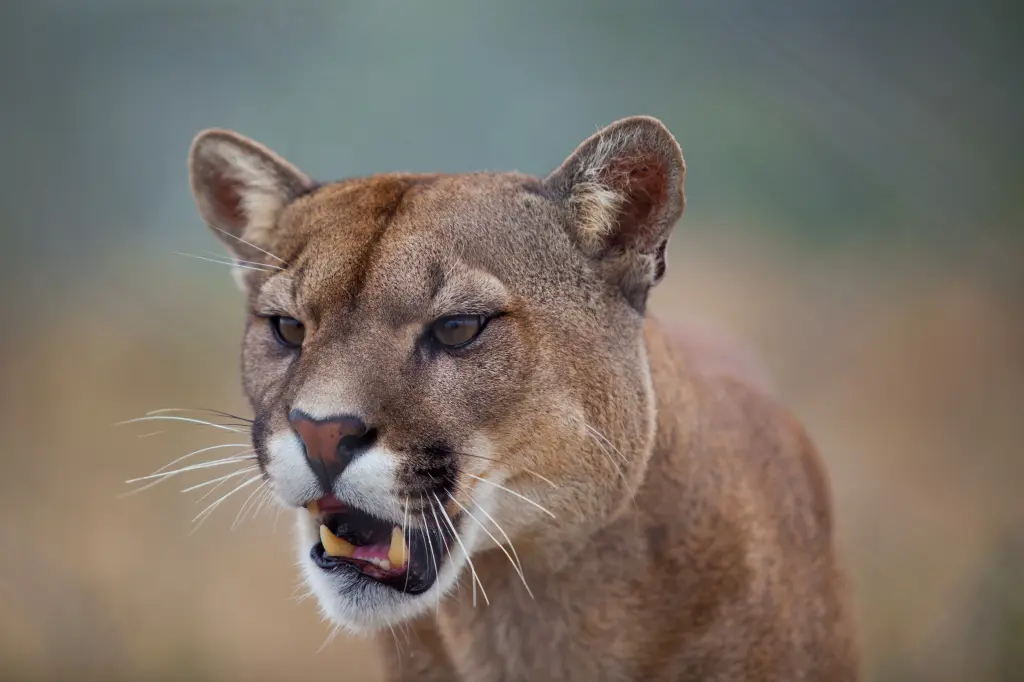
287,409,377,490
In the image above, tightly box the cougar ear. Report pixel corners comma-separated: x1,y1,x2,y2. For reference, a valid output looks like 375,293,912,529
188,129,314,263
544,116,685,310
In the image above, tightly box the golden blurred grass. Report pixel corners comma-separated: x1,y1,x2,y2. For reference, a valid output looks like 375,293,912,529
1,229,1021,681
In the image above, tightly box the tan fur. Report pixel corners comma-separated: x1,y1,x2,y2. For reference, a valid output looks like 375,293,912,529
188,116,857,680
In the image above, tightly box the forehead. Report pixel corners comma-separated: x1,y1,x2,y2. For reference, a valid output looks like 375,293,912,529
271,173,566,315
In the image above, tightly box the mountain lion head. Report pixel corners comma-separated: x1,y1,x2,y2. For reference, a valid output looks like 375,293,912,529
188,116,685,631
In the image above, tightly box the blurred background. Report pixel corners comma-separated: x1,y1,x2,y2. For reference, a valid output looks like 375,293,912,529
1,1,1021,680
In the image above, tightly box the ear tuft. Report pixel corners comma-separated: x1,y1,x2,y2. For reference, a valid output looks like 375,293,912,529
188,129,313,259
545,116,685,308
571,180,625,251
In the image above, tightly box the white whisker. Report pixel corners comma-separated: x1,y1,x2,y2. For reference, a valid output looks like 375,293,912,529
402,495,411,594
428,496,458,599
583,423,628,464
145,407,253,424
120,454,255,498
182,465,259,495
124,454,257,484
232,480,269,529
419,503,441,617
272,503,284,532
136,431,164,439
447,491,533,599
291,588,314,604
523,470,559,489
174,252,280,273
317,622,342,655
251,486,275,522
461,486,527,578
464,473,556,519
385,622,404,662
191,475,262,532
433,493,488,607
116,415,248,434
209,224,287,264
152,443,253,475
584,429,637,512
201,249,284,271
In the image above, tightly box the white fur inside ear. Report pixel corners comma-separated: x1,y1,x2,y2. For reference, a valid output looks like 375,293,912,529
566,125,646,250
203,140,292,246
570,181,622,250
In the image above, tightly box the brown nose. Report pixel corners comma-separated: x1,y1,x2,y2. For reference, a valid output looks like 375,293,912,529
288,409,377,491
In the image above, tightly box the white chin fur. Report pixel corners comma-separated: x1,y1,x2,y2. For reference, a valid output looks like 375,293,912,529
295,510,468,633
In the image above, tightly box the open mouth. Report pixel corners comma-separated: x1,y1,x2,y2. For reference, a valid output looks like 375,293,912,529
307,496,448,595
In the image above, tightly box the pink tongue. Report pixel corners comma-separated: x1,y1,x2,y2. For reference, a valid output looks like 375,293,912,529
352,543,390,562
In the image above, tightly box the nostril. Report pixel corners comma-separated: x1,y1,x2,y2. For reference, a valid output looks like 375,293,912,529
333,415,369,440
338,426,377,455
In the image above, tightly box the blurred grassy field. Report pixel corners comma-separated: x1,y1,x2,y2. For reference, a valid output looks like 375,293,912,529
0,228,1020,681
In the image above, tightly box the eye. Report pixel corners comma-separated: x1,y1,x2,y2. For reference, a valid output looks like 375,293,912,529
431,314,486,348
270,316,305,348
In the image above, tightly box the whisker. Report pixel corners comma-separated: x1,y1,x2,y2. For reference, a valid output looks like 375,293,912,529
124,454,257,484
419,502,441,617
120,454,256,498
460,486,527,579
317,622,342,655
251,486,275,522
272,502,284,532
191,474,262,532
452,450,558,489
136,431,164,439
116,415,249,434
402,495,411,594
432,493,488,607
291,587,314,604
463,473,556,519
151,443,253,476
146,407,254,424
583,423,629,465
447,491,533,599
521,470,558,489
232,480,269,530
584,429,637,512
208,224,287,264
174,252,280,273
182,466,259,496
428,497,456,589
385,622,404,662
200,248,284,271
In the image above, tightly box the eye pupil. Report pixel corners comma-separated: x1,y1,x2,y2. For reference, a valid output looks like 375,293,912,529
431,315,484,348
271,316,305,348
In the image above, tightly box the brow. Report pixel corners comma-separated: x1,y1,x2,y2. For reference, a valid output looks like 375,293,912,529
252,274,297,314
428,267,510,317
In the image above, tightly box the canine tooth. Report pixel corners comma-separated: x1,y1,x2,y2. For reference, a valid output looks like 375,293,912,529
320,524,355,558
388,526,409,567
307,501,320,516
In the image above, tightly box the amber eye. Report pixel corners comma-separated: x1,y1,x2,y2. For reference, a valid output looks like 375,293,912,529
431,314,486,348
270,316,305,348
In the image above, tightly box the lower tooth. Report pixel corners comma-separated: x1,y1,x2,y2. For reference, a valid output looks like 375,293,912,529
388,526,409,567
